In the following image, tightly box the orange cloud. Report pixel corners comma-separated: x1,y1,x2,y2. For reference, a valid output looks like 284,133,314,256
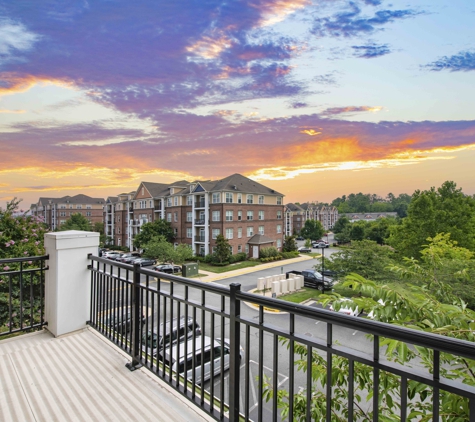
0,72,74,96
300,129,321,136
253,0,311,26
186,35,233,59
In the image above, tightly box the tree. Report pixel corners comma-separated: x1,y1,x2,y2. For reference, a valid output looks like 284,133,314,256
323,240,396,282
282,235,298,252
388,181,475,258
142,235,193,264
214,234,231,264
133,219,174,249
0,199,48,330
300,219,324,241
58,213,93,231
349,222,365,241
332,216,350,235
265,266,475,421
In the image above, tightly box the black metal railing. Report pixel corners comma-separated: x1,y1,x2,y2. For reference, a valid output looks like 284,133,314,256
87,256,475,422
0,255,48,338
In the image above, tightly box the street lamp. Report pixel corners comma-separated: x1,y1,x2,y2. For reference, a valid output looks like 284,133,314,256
321,245,325,284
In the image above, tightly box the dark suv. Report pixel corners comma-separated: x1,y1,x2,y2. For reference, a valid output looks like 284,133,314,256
153,264,182,274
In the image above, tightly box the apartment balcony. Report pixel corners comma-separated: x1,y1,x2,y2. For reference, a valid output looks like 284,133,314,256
2,236,475,422
194,218,205,225
195,235,206,242
195,199,206,208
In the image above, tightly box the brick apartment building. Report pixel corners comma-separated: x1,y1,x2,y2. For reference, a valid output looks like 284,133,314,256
285,202,339,236
104,174,284,257
105,174,285,257
30,194,105,230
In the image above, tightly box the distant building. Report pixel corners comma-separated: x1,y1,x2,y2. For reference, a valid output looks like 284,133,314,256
285,203,338,236
105,174,285,257
30,194,105,230
340,212,398,222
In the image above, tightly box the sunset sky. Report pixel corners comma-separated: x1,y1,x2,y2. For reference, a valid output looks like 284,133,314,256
1,0,474,209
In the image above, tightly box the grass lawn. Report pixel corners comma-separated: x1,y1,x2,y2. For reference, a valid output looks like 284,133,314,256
196,260,263,273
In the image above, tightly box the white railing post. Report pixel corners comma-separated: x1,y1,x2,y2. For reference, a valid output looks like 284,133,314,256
44,230,100,337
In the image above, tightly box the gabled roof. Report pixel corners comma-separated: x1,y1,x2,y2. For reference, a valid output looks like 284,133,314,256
247,234,275,245
141,182,170,198
197,174,284,196
286,203,304,212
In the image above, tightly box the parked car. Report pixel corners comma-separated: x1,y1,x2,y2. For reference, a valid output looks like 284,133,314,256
142,316,201,357
105,310,145,335
131,257,156,267
321,269,339,278
104,251,122,260
158,336,242,385
312,242,328,248
116,252,141,263
152,264,182,274
286,269,334,291
298,247,312,253
295,236,304,241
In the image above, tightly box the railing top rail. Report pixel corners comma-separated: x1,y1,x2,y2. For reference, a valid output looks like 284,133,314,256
88,255,230,296
0,255,49,264
238,290,475,360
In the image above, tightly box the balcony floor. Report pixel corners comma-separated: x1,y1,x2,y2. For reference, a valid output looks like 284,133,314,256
0,327,214,422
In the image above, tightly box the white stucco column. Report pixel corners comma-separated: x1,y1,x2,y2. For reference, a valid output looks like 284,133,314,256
44,230,100,337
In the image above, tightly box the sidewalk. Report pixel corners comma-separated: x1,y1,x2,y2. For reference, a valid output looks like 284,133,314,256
192,254,317,283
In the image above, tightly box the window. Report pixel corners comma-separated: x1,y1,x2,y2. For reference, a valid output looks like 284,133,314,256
186,228,192,238
277,210,282,219
277,197,282,205
60,205,66,209
238,227,242,238
167,198,172,207
76,205,82,209
150,200,153,208
247,227,254,237
238,245,242,252
174,196,178,206
246,194,253,204
226,210,233,221
258,210,264,220
86,212,92,217
212,229,220,239
174,228,178,236
167,213,172,222
258,195,264,204
60,211,66,217
226,228,233,239
186,212,192,222
86,205,92,209
237,193,242,204
258,226,264,235
247,211,253,220
187,195,193,206
212,211,220,221
225,192,233,203
277,239,282,248
245,244,249,254
277,224,282,234
237,210,242,221
212,192,220,203
174,212,178,222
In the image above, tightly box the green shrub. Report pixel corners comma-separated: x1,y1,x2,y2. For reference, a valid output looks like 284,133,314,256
260,246,279,258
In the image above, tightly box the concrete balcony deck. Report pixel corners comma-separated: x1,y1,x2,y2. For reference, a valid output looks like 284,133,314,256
0,327,214,422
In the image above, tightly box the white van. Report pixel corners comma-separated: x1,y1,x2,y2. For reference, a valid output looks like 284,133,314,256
159,336,241,385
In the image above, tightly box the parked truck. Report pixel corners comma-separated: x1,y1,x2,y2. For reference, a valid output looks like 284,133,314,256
285,269,334,291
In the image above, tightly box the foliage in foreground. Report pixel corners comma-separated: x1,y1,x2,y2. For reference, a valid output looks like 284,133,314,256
264,273,475,421
1,199,49,331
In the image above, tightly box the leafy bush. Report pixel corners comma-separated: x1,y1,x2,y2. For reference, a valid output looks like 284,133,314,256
260,246,279,259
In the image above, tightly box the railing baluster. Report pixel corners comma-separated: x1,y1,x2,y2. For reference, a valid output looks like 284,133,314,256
433,350,440,421
229,283,241,421
373,335,380,422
